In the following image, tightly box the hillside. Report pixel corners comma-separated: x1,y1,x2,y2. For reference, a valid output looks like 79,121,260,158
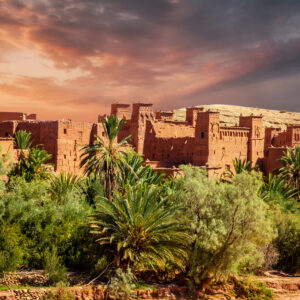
174,104,300,130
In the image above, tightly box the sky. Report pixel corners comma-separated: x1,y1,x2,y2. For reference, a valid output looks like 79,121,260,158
0,0,300,121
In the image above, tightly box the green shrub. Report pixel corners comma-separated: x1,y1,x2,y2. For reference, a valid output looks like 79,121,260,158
44,247,69,286
274,211,300,273
43,282,75,300
176,166,276,287
0,177,97,271
233,278,273,299
108,268,137,300
0,223,23,275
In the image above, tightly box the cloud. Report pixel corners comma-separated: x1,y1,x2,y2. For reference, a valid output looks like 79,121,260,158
0,0,300,119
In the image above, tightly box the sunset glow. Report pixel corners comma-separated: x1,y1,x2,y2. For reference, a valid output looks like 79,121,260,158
1,0,300,121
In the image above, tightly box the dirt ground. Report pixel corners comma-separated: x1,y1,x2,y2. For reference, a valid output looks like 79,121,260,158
258,271,300,300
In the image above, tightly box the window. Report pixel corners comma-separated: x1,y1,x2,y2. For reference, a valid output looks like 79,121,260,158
64,154,67,159
5,132,8,137
201,132,204,138
102,131,105,137
64,129,67,134
152,154,155,159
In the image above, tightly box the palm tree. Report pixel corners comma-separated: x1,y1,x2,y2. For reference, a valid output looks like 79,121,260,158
14,130,33,150
11,130,52,181
260,174,298,213
19,147,52,181
122,154,164,187
223,158,259,179
90,184,189,272
50,172,82,203
80,115,132,199
279,147,300,198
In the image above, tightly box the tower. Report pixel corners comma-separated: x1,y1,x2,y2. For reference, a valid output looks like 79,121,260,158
130,103,154,153
239,115,264,167
110,103,131,120
193,111,220,167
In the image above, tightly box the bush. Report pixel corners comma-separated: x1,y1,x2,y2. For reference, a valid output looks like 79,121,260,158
274,211,300,273
44,247,69,286
0,177,97,271
232,278,273,299
43,282,75,300
176,166,276,287
0,223,23,275
108,268,137,300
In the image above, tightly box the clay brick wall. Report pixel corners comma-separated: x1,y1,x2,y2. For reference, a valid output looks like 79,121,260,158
130,103,155,153
27,114,37,120
193,111,220,167
0,103,298,177
272,132,287,147
265,147,286,174
56,121,95,173
186,107,204,126
0,121,17,137
151,121,194,138
111,104,131,120
13,121,59,166
264,125,300,175
265,128,281,148
155,111,174,121
286,126,300,147
0,112,37,122
217,127,250,175
239,115,264,168
0,138,14,154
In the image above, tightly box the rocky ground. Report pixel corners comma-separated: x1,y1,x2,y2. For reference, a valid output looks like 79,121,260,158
0,270,299,299
258,271,300,300
174,104,300,130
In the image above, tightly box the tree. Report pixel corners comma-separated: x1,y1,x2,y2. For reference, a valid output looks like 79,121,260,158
121,152,164,187
11,130,52,181
12,146,52,181
0,145,12,192
223,158,259,179
177,165,275,288
279,147,300,199
80,115,132,199
50,172,82,204
260,174,298,213
90,183,189,272
14,130,33,150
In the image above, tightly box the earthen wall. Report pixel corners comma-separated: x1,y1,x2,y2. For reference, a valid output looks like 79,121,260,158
155,111,174,121
0,112,36,122
0,138,14,154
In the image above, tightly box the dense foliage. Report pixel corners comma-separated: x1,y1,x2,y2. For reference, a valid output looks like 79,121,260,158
0,123,299,294
177,166,275,288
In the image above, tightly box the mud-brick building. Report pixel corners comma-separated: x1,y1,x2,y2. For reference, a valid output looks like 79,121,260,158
0,119,106,173
107,103,300,176
109,103,265,176
0,103,299,176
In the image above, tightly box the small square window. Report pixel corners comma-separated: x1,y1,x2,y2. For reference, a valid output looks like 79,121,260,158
64,129,67,134
64,155,67,159
201,132,204,138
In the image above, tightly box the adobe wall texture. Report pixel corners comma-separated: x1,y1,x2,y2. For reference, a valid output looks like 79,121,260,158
0,104,299,176
0,112,36,122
